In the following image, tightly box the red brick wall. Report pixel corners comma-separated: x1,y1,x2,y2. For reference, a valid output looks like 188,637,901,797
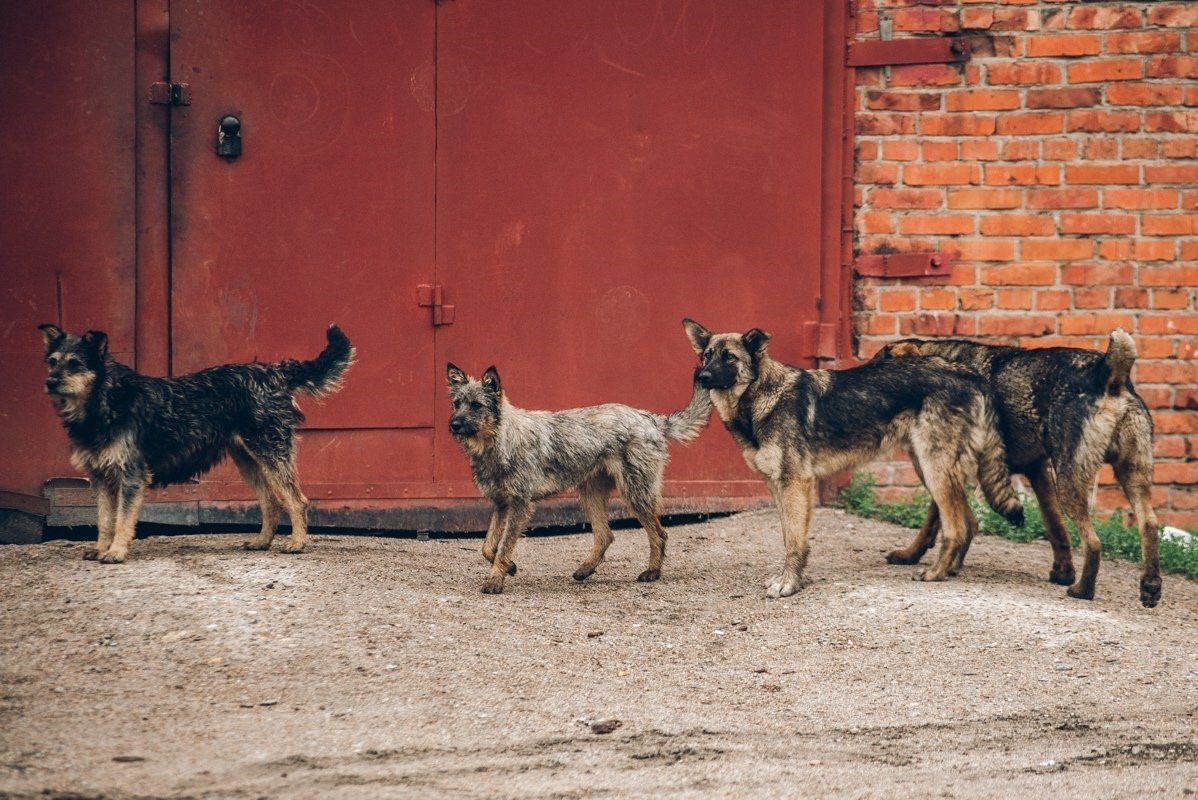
850,1,1197,527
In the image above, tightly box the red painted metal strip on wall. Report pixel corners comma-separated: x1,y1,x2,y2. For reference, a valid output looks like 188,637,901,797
854,252,953,279
847,38,970,67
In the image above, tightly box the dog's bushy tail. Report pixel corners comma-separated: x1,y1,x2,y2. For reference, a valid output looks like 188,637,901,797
283,324,355,397
1100,328,1136,396
972,394,1025,527
660,379,712,443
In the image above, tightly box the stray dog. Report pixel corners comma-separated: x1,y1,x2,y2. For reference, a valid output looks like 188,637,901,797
446,363,711,594
682,319,1023,598
872,330,1160,607
38,323,354,562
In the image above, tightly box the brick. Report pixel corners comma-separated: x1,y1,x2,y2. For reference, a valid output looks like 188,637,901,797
878,289,917,313
1146,56,1198,79
1027,188,1099,209
1065,110,1142,133
1121,139,1158,159
1059,214,1136,234
1140,266,1198,286
919,288,957,311
920,115,997,136
857,114,917,136
868,188,942,209
1068,59,1142,83
960,140,1000,161
954,239,1016,262
1114,288,1149,308
959,288,994,310
1105,31,1182,54
1106,83,1184,106
1155,463,1198,485
1145,165,1198,186
987,62,1059,85
1183,241,1198,260
1059,313,1136,336
858,140,879,161
1065,6,1142,29
858,163,900,184
1152,289,1193,310
1065,163,1140,184
893,7,958,33
889,64,963,87
900,313,961,337
1042,138,1077,160
1161,510,1198,528
1026,34,1100,58
996,288,1034,310
996,113,1065,135
904,163,980,186
980,263,1057,285
946,89,1020,111
960,8,993,30
1179,340,1198,360
1083,138,1119,160
898,215,975,235
1137,387,1174,409
1146,111,1198,133
859,211,895,234
865,91,941,112
948,188,1021,209
1061,263,1132,285
881,141,919,161
1036,289,1072,310
1022,239,1094,260
1167,140,1198,158
922,141,958,161
993,8,1040,32
985,165,1059,186
1073,287,1111,309
1103,189,1178,210
1131,240,1177,262
1155,437,1187,459
1000,140,1040,161
977,315,1056,336
1026,87,1100,109
1183,191,1198,211
1147,4,1198,28
1143,216,1198,236
861,313,898,336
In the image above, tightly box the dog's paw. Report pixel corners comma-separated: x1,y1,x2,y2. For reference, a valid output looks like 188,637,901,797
1140,575,1161,608
885,548,921,566
765,575,800,598
243,540,272,552
1066,583,1095,601
82,548,101,561
280,540,306,555
913,569,946,582
480,577,506,595
636,569,661,583
572,566,595,582
507,562,517,576
1048,564,1076,586
99,548,127,564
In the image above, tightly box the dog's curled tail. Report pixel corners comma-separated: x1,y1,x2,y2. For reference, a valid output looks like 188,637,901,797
284,324,356,397
1101,328,1136,396
972,394,1025,527
660,379,712,443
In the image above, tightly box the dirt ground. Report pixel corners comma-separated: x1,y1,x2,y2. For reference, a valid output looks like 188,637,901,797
1,508,1196,799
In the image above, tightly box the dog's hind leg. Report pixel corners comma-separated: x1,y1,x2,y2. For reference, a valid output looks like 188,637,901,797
573,474,616,582
85,478,119,560
615,462,669,583
265,465,311,555
231,445,281,552
100,473,147,564
765,477,814,598
482,500,534,594
1058,486,1100,601
886,503,940,566
1028,462,1076,586
949,504,980,575
483,504,517,576
1113,441,1161,607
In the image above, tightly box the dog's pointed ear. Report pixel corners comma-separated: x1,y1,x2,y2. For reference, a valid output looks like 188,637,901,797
38,324,64,351
742,328,771,356
82,330,108,359
446,362,468,389
682,318,711,356
481,366,501,395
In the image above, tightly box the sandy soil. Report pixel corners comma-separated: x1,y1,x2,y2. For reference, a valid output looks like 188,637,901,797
1,508,1196,799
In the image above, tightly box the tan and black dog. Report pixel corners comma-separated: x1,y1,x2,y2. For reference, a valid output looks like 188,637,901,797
446,363,710,594
682,319,1023,598
39,323,354,562
872,330,1159,607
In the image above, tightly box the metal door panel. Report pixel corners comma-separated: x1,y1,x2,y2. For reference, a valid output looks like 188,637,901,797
169,0,436,431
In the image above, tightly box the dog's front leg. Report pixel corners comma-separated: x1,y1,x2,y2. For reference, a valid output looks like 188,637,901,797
84,478,119,560
100,473,147,564
765,477,814,599
482,501,533,594
482,504,516,576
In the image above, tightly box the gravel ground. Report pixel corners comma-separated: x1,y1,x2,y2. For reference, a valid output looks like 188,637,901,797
1,507,1196,799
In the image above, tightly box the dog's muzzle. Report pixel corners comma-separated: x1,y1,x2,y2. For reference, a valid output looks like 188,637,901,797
695,365,736,390
449,418,474,436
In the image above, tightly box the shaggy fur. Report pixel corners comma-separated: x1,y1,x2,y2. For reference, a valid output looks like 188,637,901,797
446,363,711,594
873,330,1160,607
38,323,354,562
682,318,1022,598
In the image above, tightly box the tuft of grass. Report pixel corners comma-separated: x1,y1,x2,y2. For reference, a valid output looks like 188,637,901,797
839,472,1198,580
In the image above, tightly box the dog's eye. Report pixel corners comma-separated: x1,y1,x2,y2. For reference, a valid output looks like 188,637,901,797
470,401,483,411
451,400,461,409
47,355,60,366
723,352,736,363
65,357,81,369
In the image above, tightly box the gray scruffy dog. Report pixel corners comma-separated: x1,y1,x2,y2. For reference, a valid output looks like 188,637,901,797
446,363,711,594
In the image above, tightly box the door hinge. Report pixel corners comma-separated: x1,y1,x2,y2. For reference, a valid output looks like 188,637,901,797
801,321,838,361
147,81,192,106
416,284,455,326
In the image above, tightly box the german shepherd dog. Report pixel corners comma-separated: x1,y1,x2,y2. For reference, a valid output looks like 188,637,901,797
446,363,711,594
682,319,1023,598
38,323,354,562
872,330,1160,607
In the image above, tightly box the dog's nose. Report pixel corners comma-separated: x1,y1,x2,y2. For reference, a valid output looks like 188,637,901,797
449,418,464,434
44,378,58,391
696,371,713,385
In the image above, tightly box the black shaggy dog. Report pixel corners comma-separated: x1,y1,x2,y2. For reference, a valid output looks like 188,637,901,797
38,323,354,562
